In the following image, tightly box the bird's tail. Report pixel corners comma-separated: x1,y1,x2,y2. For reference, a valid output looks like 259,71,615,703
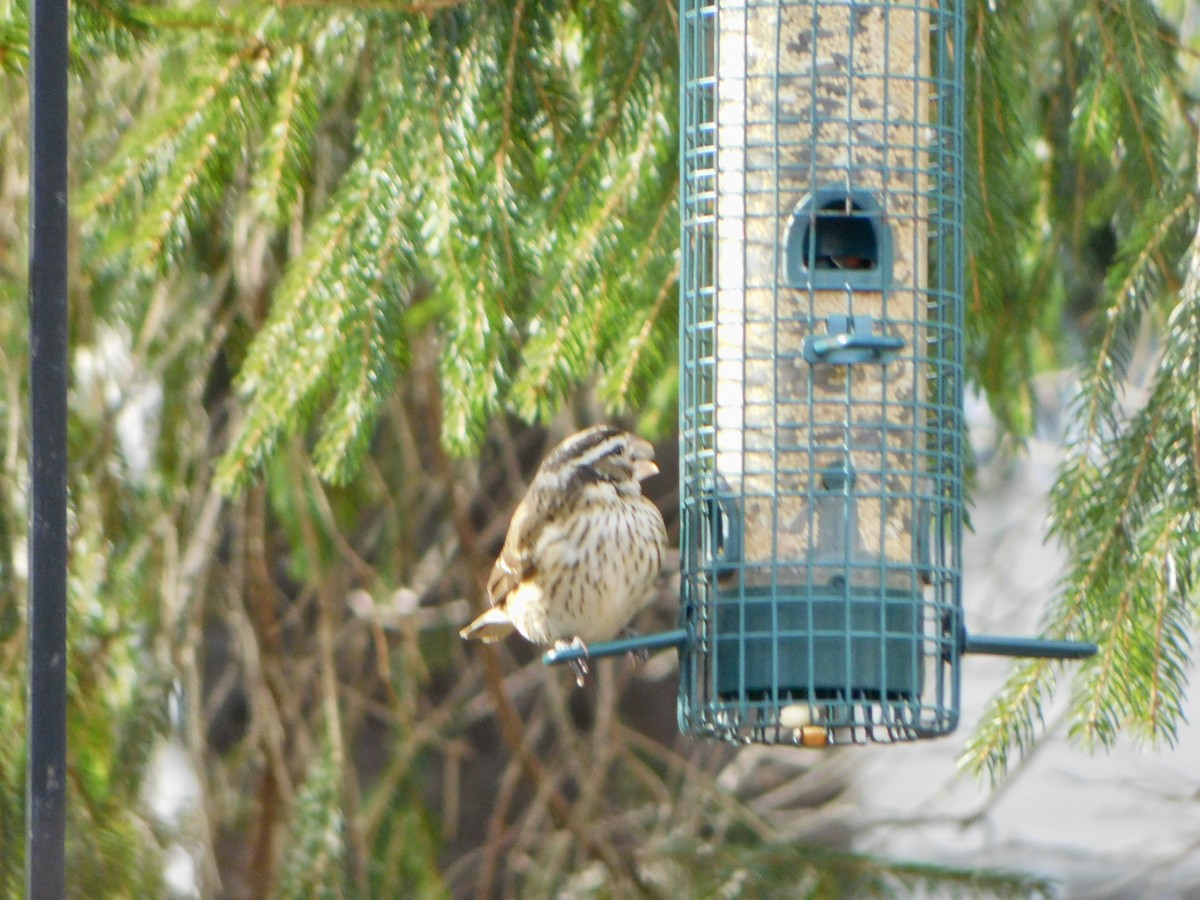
459,606,515,643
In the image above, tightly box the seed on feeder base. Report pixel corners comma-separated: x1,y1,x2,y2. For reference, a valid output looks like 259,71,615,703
780,705,829,746
779,704,813,729
800,726,829,748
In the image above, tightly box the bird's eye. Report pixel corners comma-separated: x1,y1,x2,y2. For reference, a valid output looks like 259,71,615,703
592,450,631,480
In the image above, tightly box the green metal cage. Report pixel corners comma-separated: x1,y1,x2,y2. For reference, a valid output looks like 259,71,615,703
677,0,966,744
544,0,1093,746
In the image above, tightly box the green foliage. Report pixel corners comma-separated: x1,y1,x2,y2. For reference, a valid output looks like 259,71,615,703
0,673,25,896
0,18,28,75
964,0,1043,435
651,840,1052,899
962,0,1200,780
965,201,1200,779
70,1,680,483
366,786,449,899
277,745,352,900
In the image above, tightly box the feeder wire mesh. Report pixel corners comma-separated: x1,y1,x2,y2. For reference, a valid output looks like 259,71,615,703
677,0,966,745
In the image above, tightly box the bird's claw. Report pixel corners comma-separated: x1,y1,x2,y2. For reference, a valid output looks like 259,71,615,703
555,636,590,687
619,628,651,664
568,659,588,687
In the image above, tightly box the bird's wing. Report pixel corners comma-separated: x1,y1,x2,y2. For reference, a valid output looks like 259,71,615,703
486,545,524,606
461,501,535,643
486,497,536,606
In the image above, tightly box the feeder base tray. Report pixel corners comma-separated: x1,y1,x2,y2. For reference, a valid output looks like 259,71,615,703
713,585,924,701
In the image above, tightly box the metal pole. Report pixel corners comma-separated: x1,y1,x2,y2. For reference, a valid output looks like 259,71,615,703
27,0,70,895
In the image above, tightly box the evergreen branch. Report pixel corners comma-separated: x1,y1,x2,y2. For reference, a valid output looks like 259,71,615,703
1064,0,1183,297
249,43,318,227
965,0,1040,435
276,744,351,899
77,42,261,224
960,657,1057,784
1105,192,1193,325
1071,507,1192,748
275,0,468,12
76,0,152,38
129,127,227,275
658,839,1052,898
1053,400,1165,750
311,161,415,482
1141,517,1188,741
529,49,576,156
597,166,679,410
601,256,678,410
963,392,1167,776
508,201,621,418
217,155,377,492
125,4,253,39
510,76,668,420
0,21,29,75
425,25,506,453
1050,190,1193,537
547,20,650,226
218,64,424,486
1072,55,1110,155
1061,179,1200,748
71,0,156,61
1086,0,1170,189
491,0,534,299
1073,559,1137,748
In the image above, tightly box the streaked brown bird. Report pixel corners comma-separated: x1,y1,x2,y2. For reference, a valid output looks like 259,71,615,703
460,425,668,684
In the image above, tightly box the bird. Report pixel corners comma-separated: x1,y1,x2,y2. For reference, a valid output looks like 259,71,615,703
459,425,668,685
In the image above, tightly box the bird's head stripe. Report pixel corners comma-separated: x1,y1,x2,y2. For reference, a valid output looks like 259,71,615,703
572,438,627,472
544,427,622,470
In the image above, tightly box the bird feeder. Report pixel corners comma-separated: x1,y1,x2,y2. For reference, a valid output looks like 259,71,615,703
546,0,1093,747
672,0,966,745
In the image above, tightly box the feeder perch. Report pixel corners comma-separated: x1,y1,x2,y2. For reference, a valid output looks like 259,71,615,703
545,0,1095,745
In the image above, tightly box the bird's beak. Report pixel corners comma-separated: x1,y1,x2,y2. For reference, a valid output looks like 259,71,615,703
633,458,659,481
629,438,659,482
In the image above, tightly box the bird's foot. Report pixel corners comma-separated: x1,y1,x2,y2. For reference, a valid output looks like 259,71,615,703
619,627,651,664
555,636,590,687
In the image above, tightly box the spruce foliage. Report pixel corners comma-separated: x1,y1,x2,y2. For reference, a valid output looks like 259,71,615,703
66,1,680,487
961,0,1199,780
